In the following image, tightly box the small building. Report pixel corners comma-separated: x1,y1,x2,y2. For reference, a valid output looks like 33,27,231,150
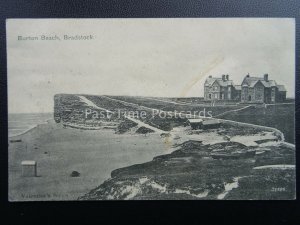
276,85,287,102
202,119,221,129
21,161,37,177
188,118,203,130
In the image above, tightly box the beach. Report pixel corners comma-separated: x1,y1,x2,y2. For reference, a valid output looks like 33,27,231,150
8,119,173,201
8,113,53,137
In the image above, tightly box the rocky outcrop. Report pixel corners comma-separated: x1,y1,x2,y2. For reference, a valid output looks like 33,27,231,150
79,141,295,200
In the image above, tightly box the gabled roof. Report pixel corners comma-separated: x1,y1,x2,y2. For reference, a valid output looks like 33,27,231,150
276,85,286,92
268,80,277,87
203,119,220,125
261,80,277,87
206,75,287,93
205,77,217,86
217,79,234,87
205,77,234,87
249,80,260,88
243,76,277,88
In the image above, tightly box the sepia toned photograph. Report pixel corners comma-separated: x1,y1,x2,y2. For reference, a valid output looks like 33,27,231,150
7,18,295,201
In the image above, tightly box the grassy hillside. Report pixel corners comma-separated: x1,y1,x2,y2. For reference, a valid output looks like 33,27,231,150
108,95,246,116
79,140,295,200
54,94,295,143
217,104,295,144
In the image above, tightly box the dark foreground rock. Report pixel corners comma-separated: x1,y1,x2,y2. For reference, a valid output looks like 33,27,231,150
115,119,138,134
79,141,295,200
135,126,154,134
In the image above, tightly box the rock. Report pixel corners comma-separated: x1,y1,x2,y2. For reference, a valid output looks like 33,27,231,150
10,139,22,143
136,126,154,134
115,119,138,134
160,133,171,138
70,171,80,177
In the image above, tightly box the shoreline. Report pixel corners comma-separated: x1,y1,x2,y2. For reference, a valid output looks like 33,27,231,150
8,114,295,201
8,119,175,201
8,112,54,138
9,120,52,139
9,113,296,150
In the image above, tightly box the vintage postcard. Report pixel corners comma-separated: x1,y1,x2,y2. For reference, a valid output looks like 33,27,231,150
7,18,295,201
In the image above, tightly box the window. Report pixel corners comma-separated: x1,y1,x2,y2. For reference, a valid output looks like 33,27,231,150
271,96,275,102
208,94,211,99
214,93,218,99
228,86,231,91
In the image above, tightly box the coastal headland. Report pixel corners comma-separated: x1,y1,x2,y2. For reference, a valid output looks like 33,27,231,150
9,94,295,200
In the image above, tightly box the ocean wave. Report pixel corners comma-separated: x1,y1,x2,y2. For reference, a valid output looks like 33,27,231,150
8,113,53,138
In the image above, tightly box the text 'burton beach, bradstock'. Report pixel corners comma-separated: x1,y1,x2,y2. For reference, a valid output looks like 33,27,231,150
17,34,94,41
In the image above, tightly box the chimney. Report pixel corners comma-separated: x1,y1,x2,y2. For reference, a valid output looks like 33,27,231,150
246,73,250,78
264,74,268,81
222,74,226,81
209,75,212,78
226,75,229,80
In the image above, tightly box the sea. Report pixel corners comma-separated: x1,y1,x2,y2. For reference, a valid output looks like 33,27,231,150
8,113,53,137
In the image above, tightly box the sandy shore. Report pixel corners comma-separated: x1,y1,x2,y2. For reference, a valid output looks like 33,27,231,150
8,120,174,201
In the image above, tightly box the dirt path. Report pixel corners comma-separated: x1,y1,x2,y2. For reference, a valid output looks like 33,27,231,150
81,95,288,147
103,96,204,119
102,95,155,111
83,95,166,133
124,116,166,134
138,97,191,106
78,95,113,113
215,105,252,117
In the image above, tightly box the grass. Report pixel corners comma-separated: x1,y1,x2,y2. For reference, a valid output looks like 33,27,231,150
115,119,138,134
80,140,295,200
218,104,295,143
55,95,294,144
52,94,295,200
226,169,295,200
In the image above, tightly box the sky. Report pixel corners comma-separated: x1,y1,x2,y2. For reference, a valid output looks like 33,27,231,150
7,18,295,113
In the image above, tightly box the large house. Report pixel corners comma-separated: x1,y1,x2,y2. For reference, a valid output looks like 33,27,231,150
204,74,241,101
204,74,286,103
